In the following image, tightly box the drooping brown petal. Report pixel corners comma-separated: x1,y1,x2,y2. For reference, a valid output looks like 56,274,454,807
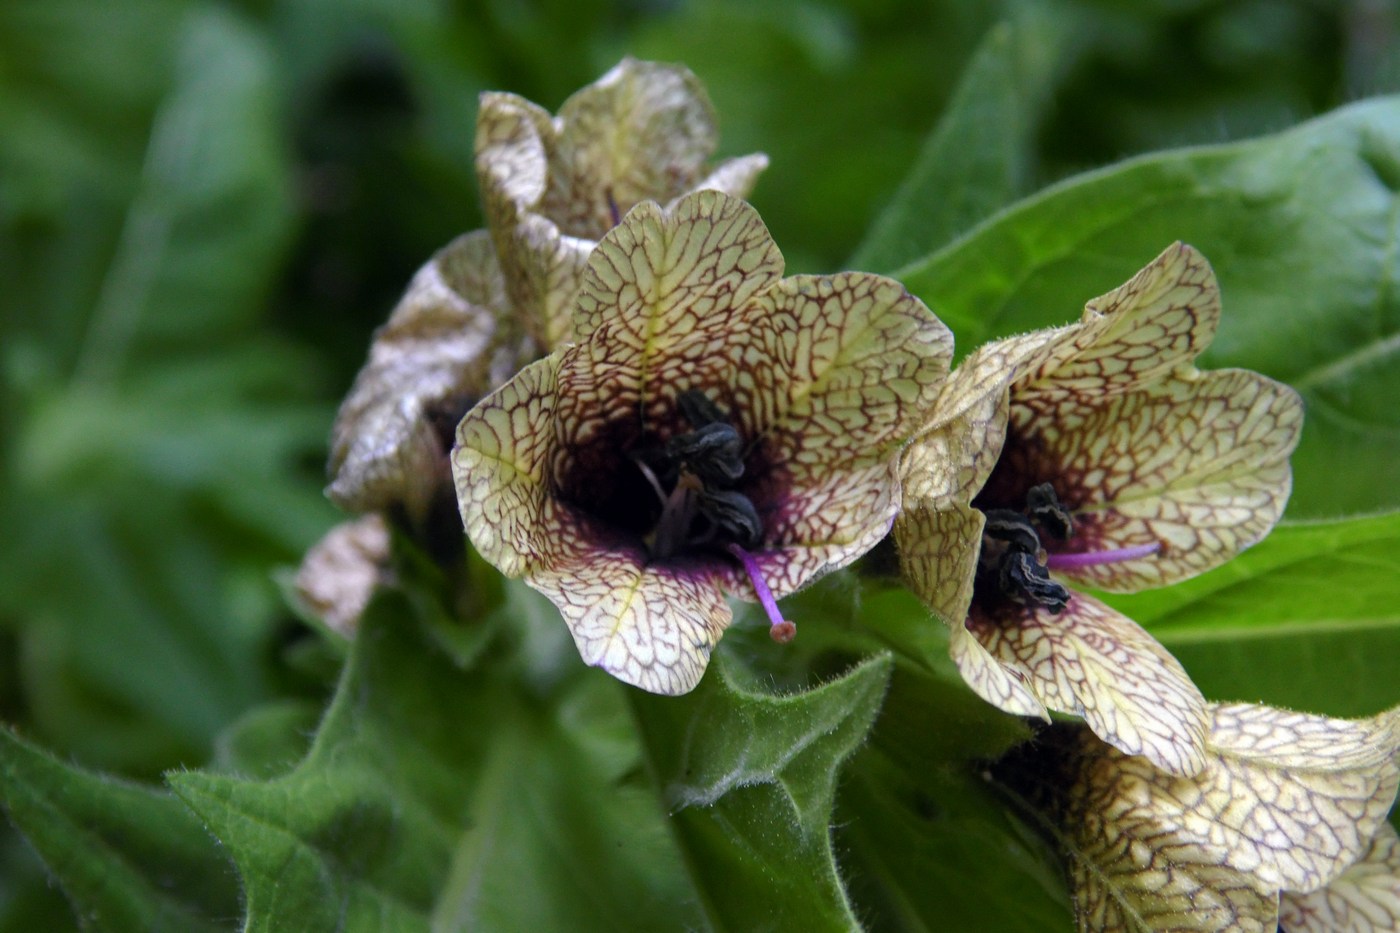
475,59,768,352
1279,823,1400,932
541,58,720,238
328,231,511,521
292,514,391,638
967,593,1208,776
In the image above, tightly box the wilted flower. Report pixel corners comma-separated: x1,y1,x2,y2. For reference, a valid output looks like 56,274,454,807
476,57,768,350
326,232,524,527
896,243,1304,775
992,703,1400,933
292,513,392,638
453,190,952,694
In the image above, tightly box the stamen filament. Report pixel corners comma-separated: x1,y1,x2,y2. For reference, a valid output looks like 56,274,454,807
726,543,795,643
632,457,668,507
1046,541,1161,571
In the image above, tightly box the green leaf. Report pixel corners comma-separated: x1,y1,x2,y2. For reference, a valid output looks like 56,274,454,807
896,96,1400,518
836,753,1073,933
1097,512,1400,717
0,825,75,933
631,651,892,931
0,727,238,932
847,585,1033,761
849,4,1084,272
210,700,321,781
0,5,330,774
170,588,699,932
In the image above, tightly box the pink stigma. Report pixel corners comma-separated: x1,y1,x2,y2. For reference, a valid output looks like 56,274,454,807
1046,541,1161,571
726,543,795,644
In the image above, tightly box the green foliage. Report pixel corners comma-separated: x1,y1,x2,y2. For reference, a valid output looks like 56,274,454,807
2,1,1399,930
632,653,891,931
0,727,238,932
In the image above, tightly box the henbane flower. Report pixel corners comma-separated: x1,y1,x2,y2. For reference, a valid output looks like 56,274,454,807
895,243,1303,775
991,703,1400,933
327,59,760,528
476,57,768,351
452,190,952,694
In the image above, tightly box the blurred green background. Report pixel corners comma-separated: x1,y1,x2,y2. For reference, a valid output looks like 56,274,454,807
0,0,1396,926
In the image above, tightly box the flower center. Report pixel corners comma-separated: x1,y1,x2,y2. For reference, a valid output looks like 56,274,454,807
636,389,762,559
976,483,1073,614
975,482,1163,614
633,389,793,642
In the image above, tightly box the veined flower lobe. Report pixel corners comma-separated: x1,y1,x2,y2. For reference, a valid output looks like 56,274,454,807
993,704,1400,933
453,190,952,694
896,243,1304,775
476,57,768,351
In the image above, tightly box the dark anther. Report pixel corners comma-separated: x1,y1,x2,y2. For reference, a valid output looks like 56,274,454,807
1026,482,1074,541
677,389,728,429
642,387,766,559
667,422,745,486
981,509,1043,555
999,551,1070,614
605,187,622,227
697,489,763,549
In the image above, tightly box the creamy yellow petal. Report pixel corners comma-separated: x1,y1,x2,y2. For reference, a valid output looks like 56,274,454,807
1022,704,1400,933
528,514,731,696
545,58,719,239
752,459,900,596
451,354,560,577
894,330,1051,618
1064,729,1279,933
1016,242,1222,408
894,499,984,628
739,271,952,463
1279,823,1400,932
1200,703,1400,893
456,359,732,695
328,231,508,519
1004,367,1303,591
967,594,1208,775
948,621,1047,719
573,191,783,406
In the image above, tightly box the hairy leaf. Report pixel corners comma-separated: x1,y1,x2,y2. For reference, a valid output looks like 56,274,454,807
0,727,237,932
631,651,892,931
171,588,698,932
